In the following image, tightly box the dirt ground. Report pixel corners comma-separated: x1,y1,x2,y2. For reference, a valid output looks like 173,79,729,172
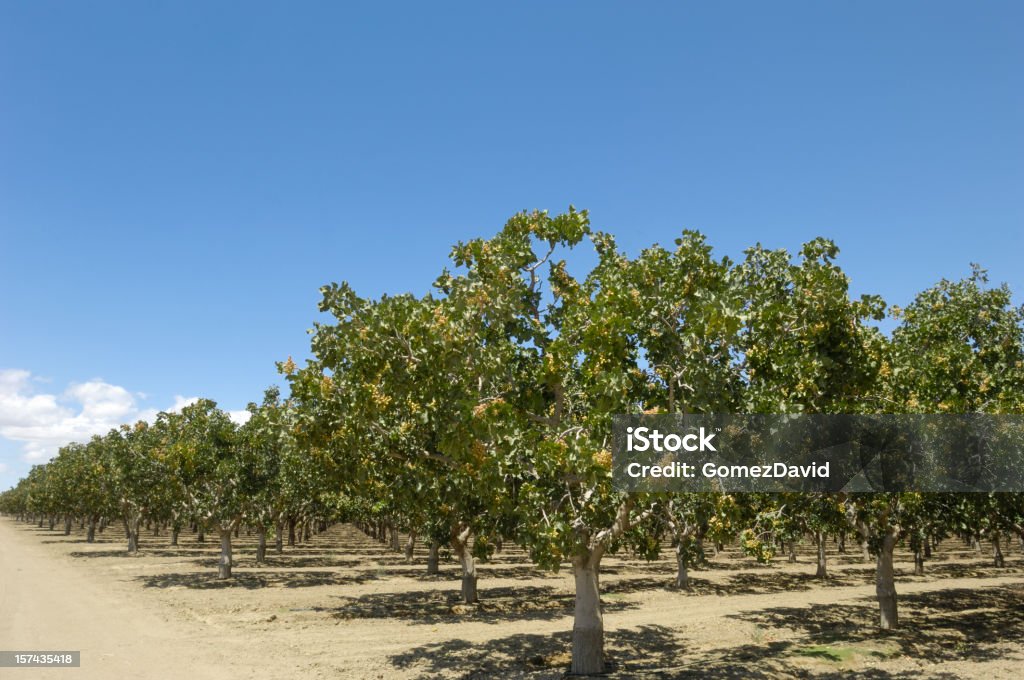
1,517,1022,679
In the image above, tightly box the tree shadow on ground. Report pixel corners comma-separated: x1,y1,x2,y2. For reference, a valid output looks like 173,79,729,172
387,624,685,678
371,564,552,581
715,570,872,595
385,624,953,679
135,569,368,590
256,554,376,568
727,584,1024,666
912,560,1024,580
329,584,639,625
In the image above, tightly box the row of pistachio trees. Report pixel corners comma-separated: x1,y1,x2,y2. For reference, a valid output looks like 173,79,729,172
3,207,1023,674
0,389,343,579
285,208,1024,674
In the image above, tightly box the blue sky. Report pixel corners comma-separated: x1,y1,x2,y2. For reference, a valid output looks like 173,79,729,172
2,1,1022,489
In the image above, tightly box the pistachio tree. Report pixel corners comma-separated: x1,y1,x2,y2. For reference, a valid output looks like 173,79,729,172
161,400,243,578
630,232,745,587
738,239,885,584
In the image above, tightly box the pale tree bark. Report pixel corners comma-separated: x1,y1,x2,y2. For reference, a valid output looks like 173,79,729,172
665,509,696,590
218,527,234,579
450,525,477,604
404,531,417,563
275,519,284,554
993,534,1005,567
426,542,440,575
814,530,828,579
675,546,690,590
571,555,603,676
86,517,97,543
256,527,267,564
856,520,871,563
876,531,899,630
787,540,797,563
127,515,142,554
389,524,401,552
570,498,635,676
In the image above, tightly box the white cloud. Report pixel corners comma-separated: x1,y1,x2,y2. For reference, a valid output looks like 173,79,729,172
228,410,252,425
0,370,242,464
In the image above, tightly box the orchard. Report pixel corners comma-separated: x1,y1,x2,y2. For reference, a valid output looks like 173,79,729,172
3,209,1023,677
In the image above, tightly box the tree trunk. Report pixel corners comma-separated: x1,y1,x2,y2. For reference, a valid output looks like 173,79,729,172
876,533,898,630
171,527,180,547
451,532,477,604
218,529,233,579
675,546,690,590
856,521,871,563
404,531,417,563
787,541,797,563
275,519,284,554
814,531,828,579
302,521,311,543
127,517,142,554
426,542,440,575
287,518,296,546
924,536,932,558
49,517,55,531
837,532,846,554
197,528,205,543
993,534,1005,567
64,515,72,535
256,527,267,564
913,548,925,575
571,556,604,675
87,518,97,543
389,525,401,552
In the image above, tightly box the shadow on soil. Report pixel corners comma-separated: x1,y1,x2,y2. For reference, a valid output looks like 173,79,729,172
135,570,370,589
385,584,1024,678
386,623,951,679
727,583,1024,666
329,584,638,625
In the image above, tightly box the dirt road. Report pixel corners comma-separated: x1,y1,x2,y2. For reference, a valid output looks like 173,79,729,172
0,519,259,680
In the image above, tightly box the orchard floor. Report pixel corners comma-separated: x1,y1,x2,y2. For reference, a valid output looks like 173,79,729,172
1,519,1023,680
